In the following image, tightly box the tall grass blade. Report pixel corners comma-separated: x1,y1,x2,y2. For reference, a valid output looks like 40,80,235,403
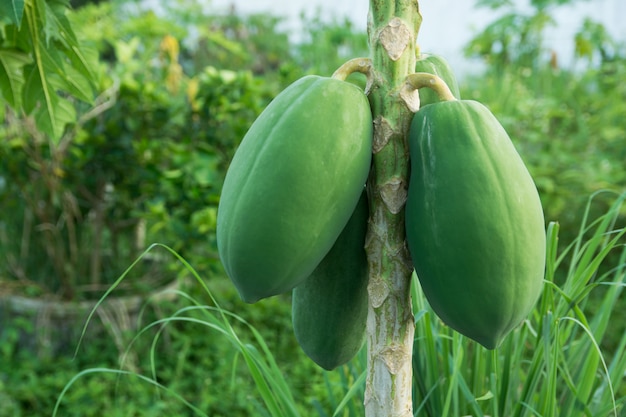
331,370,366,417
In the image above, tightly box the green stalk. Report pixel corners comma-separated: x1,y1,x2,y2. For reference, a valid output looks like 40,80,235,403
364,1,422,415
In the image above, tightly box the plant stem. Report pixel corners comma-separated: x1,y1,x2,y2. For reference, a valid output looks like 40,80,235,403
365,1,421,416
405,72,457,102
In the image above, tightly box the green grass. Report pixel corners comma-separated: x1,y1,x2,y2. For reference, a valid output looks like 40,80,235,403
49,191,626,417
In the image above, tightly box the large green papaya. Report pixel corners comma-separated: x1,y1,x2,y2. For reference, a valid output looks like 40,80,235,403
414,54,461,107
292,191,369,371
217,75,373,303
406,99,545,349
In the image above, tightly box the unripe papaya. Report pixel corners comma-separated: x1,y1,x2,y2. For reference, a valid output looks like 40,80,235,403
217,75,373,303
292,192,369,370
406,99,545,349
415,54,461,106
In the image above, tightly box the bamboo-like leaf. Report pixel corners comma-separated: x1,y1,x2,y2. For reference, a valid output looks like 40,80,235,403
566,192,624,294
412,276,446,414
585,237,625,341
537,312,555,416
546,319,559,416
606,322,626,402
489,373,499,417
331,371,366,417
545,221,560,284
512,328,545,417
497,338,513,416
441,336,464,417
472,343,488,400
560,317,617,417
456,374,486,417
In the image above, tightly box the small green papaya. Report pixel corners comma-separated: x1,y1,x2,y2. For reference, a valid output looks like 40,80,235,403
292,191,369,371
217,75,373,303
406,99,545,349
414,54,461,107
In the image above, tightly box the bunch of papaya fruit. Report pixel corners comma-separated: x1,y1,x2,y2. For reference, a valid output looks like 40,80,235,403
216,53,546,370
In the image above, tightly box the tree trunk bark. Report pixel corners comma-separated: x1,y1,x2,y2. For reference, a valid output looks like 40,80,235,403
364,1,422,416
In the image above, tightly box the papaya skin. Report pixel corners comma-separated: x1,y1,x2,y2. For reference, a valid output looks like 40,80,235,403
406,99,545,349
217,75,373,303
292,192,369,370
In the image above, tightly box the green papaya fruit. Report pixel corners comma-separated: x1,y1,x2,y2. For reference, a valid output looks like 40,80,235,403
415,54,461,107
406,99,545,349
292,191,369,371
217,75,373,303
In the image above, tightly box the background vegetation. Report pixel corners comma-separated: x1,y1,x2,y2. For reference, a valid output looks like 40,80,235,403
0,0,624,416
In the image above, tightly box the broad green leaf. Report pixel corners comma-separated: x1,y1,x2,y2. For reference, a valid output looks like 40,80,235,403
22,63,48,114
57,63,94,103
38,42,93,103
43,0,78,46
35,0,54,45
0,49,31,107
22,63,59,139
34,94,75,141
62,43,99,92
0,0,25,27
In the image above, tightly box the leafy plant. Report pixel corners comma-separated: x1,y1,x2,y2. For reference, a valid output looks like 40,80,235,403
465,0,592,71
574,17,620,64
0,0,98,140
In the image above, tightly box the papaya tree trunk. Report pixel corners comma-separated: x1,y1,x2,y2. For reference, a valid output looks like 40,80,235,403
364,0,422,415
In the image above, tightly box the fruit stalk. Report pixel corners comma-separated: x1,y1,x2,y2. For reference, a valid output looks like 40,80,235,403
364,1,421,416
